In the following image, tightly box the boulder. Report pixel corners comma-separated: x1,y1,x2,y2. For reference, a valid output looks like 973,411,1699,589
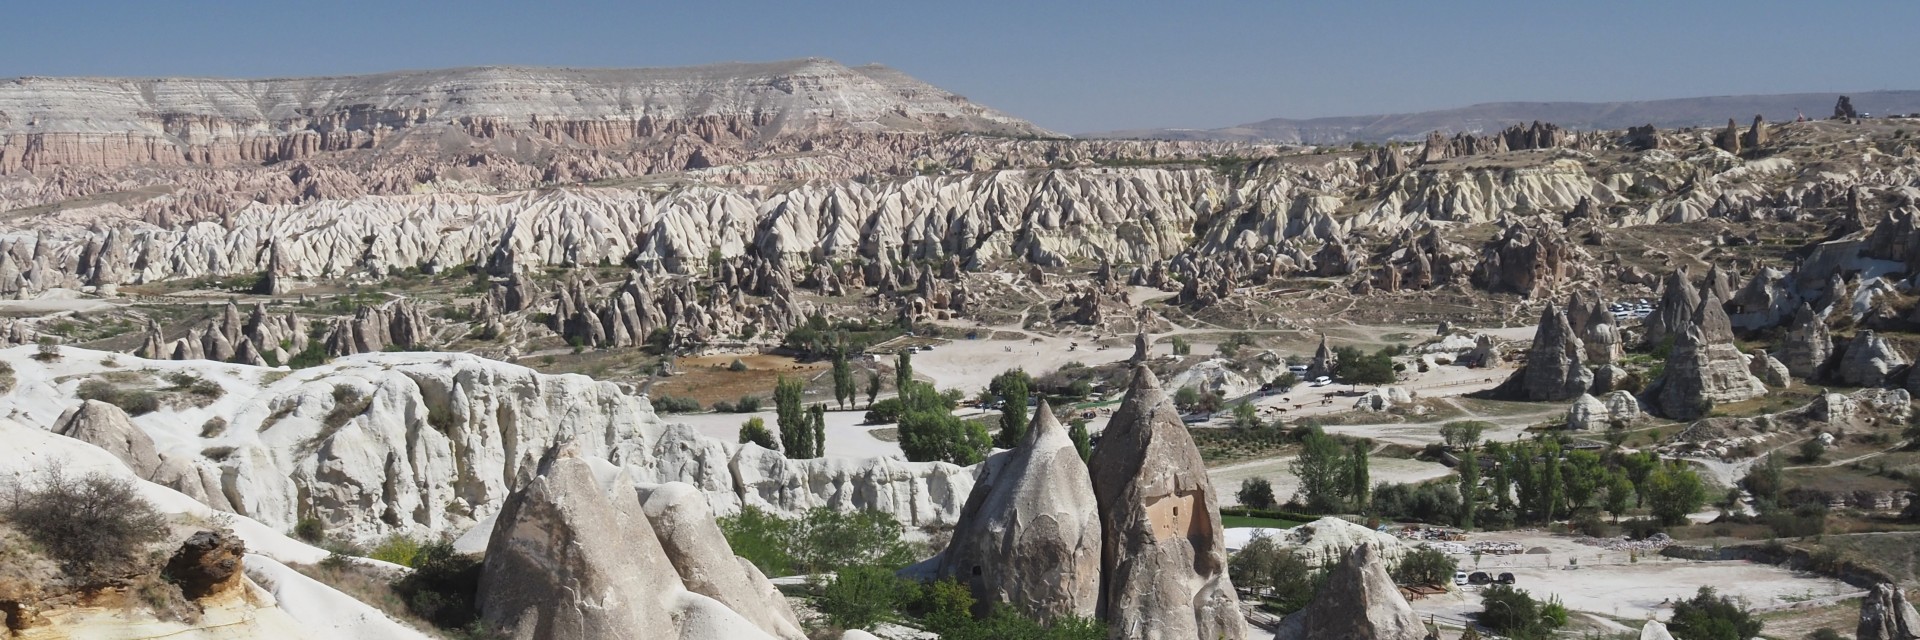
1603,390,1643,424
1353,387,1414,412
1749,349,1791,388
1857,582,1919,640
1566,394,1608,430
937,402,1102,622
52,400,162,479
1836,330,1908,388
1272,543,1425,640
1088,367,1243,640
165,530,246,600
1640,620,1677,640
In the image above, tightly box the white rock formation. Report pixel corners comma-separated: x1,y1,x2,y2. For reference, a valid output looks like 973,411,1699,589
0,347,973,544
479,445,786,640
937,402,1102,622
1272,543,1426,640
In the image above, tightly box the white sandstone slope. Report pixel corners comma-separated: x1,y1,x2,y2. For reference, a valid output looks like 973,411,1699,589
0,346,973,544
0,418,431,640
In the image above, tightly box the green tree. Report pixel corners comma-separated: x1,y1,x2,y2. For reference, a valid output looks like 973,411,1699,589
896,350,913,392
807,404,828,458
866,370,882,408
1230,401,1262,429
1477,585,1565,640
1621,451,1658,507
1174,386,1202,412
1170,336,1191,356
1540,440,1565,523
1798,437,1827,463
1485,441,1515,513
832,349,855,410
1563,449,1603,512
896,382,990,465
1237,477,1276,510
1290,427,1350,513
1440,421,1489,450
1457,446,1481,529
739,416,777,451
775,376,808,458
1347,441,1372,513
991,369,1032,448
1332,346,1398,384
1667,586,1762,640
1068,417,1092,462
1391,547,1459,586
1228,533,1321,614
1603,470,1634,522
1646,463,1708,526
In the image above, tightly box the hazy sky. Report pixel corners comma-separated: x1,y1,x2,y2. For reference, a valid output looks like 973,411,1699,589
6,0,1917,133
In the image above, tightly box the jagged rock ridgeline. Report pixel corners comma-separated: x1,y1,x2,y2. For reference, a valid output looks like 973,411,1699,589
1272,543,1427,640
1088,366,1244,639
479,445,802,640
937,402,1102,622
2,347,974,544
0,59,1048,173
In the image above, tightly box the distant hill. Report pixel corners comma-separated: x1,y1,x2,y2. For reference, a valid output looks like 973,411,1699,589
1086,90,1920,144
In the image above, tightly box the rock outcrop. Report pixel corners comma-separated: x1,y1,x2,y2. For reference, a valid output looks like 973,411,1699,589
1781,303,1833,378
1857,582,1919,640
1272,543,1425,640
1566,394,1608,431
165,530,247,600
1088,367,1243,640
1648,295,1767,419
1749,349,1791,387
479,445,792,640
1491,304,1592,402
1836,330,1908,388
1640,620,1677,640
937,402,1102,622
639,483,807,640
1644,268,1701,348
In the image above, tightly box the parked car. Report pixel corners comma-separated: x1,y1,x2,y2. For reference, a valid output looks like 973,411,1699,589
1453,571,1469,586
1497,572,1516,585
1468,571,1493,585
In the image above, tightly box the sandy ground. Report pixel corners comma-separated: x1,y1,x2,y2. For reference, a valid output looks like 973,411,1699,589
666,407,916,460
1210,455,1453,507
1409,530,1860,627
0,288,119,315
911,331,1138,396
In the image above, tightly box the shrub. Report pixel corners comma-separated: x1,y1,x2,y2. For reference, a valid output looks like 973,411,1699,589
32,338,61,362
369,535,423,567
650,394,702,414
1229,533,1321,614
1477,584,1564,640
815,563,913,630
165,371,225,400
1237,477,1276,510
75,379,162,416
718,506,917,578
728,358,748,372
732,395,762,413
1391,547,1458,586
199,416,229,438
863,397,903,424
324,385,372,431
294,517,325,542
1667,586,1762,640
1,468,169,580
390,541,484,630
739,417,777,450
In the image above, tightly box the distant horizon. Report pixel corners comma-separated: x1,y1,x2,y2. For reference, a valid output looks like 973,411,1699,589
5,0,1918,132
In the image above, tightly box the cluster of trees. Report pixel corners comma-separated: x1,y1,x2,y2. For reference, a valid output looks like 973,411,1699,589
771,376,827,459
782,314,904,359
1332,345,1401,385
991,369,1032,447
1288,427,1372,513
1415,427,1708,531
1476,584,1568,640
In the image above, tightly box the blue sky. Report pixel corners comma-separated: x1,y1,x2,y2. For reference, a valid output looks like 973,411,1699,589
6,1,1917,133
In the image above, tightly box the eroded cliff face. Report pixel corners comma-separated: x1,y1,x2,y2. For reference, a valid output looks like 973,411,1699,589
0,347,974,544
0,60,1047,173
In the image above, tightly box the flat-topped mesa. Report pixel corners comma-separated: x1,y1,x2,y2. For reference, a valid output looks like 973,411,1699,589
1272,543,1428,640
937,401,1102,622
1088,366,1244,640
0,59,1049,172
